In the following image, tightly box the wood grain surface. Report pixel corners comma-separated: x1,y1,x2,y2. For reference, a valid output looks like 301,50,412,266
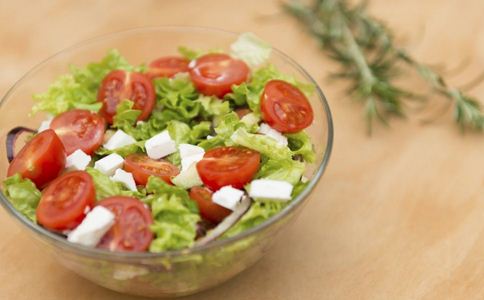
1,0,483,299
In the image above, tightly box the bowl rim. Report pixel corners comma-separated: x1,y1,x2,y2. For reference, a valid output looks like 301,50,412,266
0,25,333,260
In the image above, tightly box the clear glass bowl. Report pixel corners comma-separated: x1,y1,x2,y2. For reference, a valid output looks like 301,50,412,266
0,26,333,298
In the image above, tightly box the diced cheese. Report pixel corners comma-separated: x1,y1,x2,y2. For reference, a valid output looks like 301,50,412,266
145,131,177,159
179,144,204,158
258,123,288,147
37,116,53,133
111,169,137,191
67,206,115,247
179,144,205,171
212,186,245,211
104,130,136,150
94,153,124,176
65,149,91,171
249,179,293,201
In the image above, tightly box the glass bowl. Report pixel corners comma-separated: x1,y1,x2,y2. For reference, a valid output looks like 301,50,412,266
0,26,333,298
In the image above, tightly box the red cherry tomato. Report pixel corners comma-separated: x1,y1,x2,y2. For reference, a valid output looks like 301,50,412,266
196,146,260,191
50,109,105,155
36,171,95,231
147,56,189,79
97,196,153,252
189,187,231,224
7,129,65,188
189,53,249,98
260,80,314,133
97,70,155,124
124,154,180,186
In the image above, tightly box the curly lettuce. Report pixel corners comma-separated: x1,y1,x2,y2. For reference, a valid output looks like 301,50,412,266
32,49,135,115
85,168,143,200
143,177,200,252
2,174,41,222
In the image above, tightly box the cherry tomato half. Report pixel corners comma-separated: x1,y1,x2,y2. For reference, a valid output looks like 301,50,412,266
147,56,189,79
196,146,260,191
189,53,249,98
97,196,153,252
36,171,95,231
260,80,314,133
50,109,105,155
7,129,65,188
189,187,231,224
97,70,155,124
124,154,180,186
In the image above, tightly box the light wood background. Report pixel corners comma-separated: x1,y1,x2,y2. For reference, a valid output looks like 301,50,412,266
1,0,483,299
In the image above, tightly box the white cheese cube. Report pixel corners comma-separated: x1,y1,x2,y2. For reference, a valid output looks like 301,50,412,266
179,144,205,171
104,130,136,150
66,149,91,171
179,144,204,158
145,131,177,159
258,123,288,147
37,116,53,133
213,186,245,211
67,206,115,247
94,153,124,176
249,179,293,201
111,169,137,191
206,135,214,140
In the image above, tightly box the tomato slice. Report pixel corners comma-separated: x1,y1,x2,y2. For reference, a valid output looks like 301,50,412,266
189,53,249,98
260,80,314,133
36,171,95,231
50,109,105,155
196,146,260,191
97,196,153,252
189,187,231,224
7,129,65,188
124,154,180,186
97,70,155,124
147,56,189,79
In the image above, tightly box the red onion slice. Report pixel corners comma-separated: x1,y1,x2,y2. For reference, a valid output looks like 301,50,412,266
6,127,36,163
195,195,252,246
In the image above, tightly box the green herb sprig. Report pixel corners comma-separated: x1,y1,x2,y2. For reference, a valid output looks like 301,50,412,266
284,0,484,133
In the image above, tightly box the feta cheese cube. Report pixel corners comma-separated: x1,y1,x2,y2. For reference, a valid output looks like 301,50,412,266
179,144,204,158
213,186,245,211
111,169,137,192
37,116,53,133
179,144,205,171
249,179,293,201
258,123,288,147
67,206,115,247
104,130,136,150
66,149,91,171
145,131,177,159
94,153,124,176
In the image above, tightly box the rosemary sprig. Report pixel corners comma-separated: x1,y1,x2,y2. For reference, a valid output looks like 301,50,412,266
284,0,484,133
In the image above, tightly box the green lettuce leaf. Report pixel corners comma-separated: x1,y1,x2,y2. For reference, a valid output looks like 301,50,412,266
196,96,231,117
86,167,142,200
154,74,201,120
230,32,272,68
225,64,315,113
95,141,145,158
143,177,200,252
256,158,305,185
224,201,286,238
113,100,141,129
167,120,191,144
286,131,316,163
32,49,134,115
2,174,41,222
230,127,293,160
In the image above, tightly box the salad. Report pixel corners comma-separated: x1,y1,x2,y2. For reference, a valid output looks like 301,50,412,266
2,33,316,253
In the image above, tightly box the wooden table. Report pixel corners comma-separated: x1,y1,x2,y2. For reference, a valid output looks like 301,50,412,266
1,0,483,299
